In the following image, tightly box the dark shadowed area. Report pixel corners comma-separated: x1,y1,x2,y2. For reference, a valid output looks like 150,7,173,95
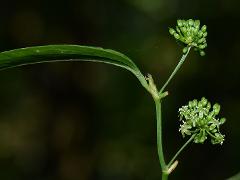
0,0,239,179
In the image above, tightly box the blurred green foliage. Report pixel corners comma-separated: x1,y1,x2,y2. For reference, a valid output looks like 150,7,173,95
0,0,239,179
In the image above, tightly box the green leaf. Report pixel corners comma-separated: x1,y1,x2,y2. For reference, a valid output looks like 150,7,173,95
227,172,240,180
0,44,149,90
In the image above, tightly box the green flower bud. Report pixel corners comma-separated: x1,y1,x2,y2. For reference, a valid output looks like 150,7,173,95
200,119,205,126
169,19,208,56
194,138,199,143
195,130,207,144
211,129,217,133
181,27,187,33
188,19,194,26
199,44,206,49
209,124,216,131
212,133,224,145
189,26,194,33
207,115,212,121
192,99,197,107
198,101,203,108
220,117,226,124
200,51,205,56
192,42,197,47
188,101,193,108
192,27,197,33
201,97,208,107
183,47,188,54
207,102,211,110
194,20,200,28
198,38,205,44
201,25,207,32
182,20,187,26
169,28,176,35
198,31,203,37
174,33,180,39
186,36,193,44
213,103,220,115
177,19,183,27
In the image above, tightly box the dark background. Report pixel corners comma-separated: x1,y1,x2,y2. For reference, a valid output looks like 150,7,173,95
0,0,239,179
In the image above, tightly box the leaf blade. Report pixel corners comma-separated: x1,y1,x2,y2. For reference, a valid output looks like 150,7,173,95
0,45,149,90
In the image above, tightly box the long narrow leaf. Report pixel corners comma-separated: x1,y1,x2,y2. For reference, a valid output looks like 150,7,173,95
0,45,149,90
227,172,240,180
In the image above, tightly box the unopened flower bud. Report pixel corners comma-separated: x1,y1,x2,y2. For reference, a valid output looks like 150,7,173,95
207,102,211,109
177,20,183,27
192,99,197,107
203,32,208,37
213,103,220,115
199,44,206,49
169,19,208,56
220,118,226,124
198,38,205,44
200,51,205,56
169,28,175,35
210,124,216,131
188,101,193,108
174,33,180,39
201,25,207,32
188,19,194,26
194,20,200,28
183,47,188,54
201,97,208,107
181,27,187,33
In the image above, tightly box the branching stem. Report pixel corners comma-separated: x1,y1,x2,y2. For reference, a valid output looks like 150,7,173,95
151,47,192,179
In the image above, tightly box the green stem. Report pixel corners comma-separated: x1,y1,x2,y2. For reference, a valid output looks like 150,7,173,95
154,47,192,179
155,99,167,171
159,47,191,94
162,171,169,180
167,134,195,167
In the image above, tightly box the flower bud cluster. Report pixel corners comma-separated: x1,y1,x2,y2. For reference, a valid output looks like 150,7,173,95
169,19,207,56
179,97,226,145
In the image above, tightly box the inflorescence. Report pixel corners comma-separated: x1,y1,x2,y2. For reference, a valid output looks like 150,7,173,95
179,97,226,145
169,19,207,56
